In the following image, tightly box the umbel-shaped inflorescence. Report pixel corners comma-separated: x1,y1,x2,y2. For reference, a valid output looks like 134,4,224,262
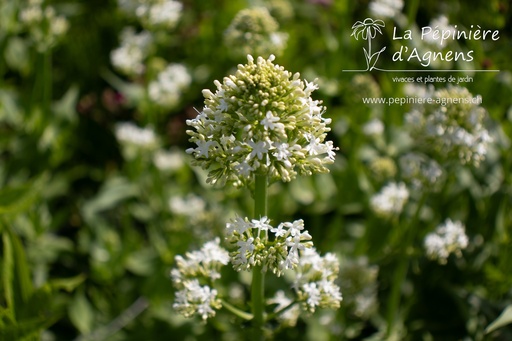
186,55,337,187
405,86,492,167
171,219,342,320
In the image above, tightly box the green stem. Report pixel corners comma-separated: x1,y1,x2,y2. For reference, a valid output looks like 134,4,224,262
386,194,426,337
222,299,253,321
251,174,267,340
42,51,52,117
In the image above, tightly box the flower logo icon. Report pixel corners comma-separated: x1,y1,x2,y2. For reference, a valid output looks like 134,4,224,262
351,18,387,71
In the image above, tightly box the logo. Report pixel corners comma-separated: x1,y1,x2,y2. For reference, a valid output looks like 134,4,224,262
344,18,500,74
350,18,386,71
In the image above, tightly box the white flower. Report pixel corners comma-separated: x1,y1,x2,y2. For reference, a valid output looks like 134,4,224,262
225,217,314,276
153,149,184,171
423,16,456,47
370,182,409,217
173,280,221,320
294,248,342,312
169,194,206,216
369,0,404,19
405,86,493,166
186,55,337,187
148,63,191,109
261,111,284,132
136,0,183,30
111,27,152,76
424,219,468,264
399,152,443,190
363,118,384,136
115,122,157,147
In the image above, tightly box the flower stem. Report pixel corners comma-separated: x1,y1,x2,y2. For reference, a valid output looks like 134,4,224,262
386,194,426,337
251,174,267,340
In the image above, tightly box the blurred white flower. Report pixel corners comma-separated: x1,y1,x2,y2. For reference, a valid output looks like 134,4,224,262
148,63,192,109
19,1,69,51
423,16,456,47
405,86,492,166
169,194,206,216
363,118,384,136
424,219,468,264
111,27,153,76
369,0,403,19
399,152,443,190
294,248,342,312
153,149,184,171
370,182,409,217
136,0,182,30
115,122,157,147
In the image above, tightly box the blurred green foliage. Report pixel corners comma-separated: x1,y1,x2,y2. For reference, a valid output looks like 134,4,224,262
0,0,511,340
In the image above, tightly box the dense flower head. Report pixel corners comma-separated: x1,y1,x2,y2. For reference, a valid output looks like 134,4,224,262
293,248,342,312
224,8,288,58
186,55,337,187
424,219,468,264
370,181,409,217
226,217,313,276
171,238,229,320
405,86,492,167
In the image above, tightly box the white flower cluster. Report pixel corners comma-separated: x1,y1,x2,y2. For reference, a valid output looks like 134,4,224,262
369,0,404,19
424,219,468,264
186,55,337,187
148,64,191,109
153,148,184,171
115,122,157,147
293,248,342,313
118,0,182,30
19,0,69,51
370,182,409,217
224,7,288,58
405,86,493,167
135,0,182,30
171,238,230,320
399,152,443,191
363,118,384,137
423,16,456,47
226,217,313,276
169,194,206,217
111,27,153,76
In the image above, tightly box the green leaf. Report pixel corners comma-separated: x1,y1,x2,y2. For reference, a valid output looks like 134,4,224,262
68,292,94,334
82,177,139,223
2,232,14,311
50,274,86,293
486,305,512,334
0,316,56,341
0,174,47,216
52,85,79,123
9,228,34,304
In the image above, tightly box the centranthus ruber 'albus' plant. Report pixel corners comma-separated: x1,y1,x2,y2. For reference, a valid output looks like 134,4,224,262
172,55,341,339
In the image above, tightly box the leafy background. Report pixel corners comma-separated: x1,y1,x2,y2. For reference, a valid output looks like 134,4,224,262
0,0,511,340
